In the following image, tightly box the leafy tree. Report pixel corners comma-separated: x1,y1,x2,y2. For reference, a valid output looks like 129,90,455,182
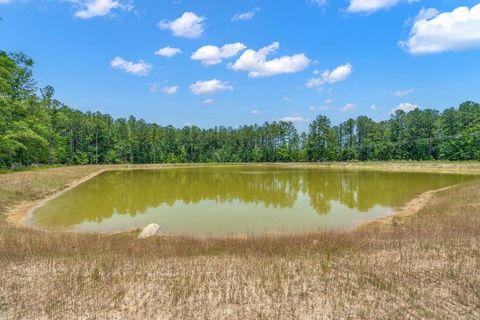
307,116,337,161
1,51,480,168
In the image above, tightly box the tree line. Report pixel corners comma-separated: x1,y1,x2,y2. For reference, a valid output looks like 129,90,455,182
1,51,479,169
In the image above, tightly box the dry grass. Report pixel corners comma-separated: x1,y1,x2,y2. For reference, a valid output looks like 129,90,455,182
1,163,480,319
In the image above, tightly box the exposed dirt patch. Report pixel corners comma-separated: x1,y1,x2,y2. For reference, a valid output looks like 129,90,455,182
357,184,459,231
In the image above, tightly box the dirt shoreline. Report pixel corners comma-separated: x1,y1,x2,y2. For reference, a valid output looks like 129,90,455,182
7,168,112,227
6,163,480,235
356,184,459,230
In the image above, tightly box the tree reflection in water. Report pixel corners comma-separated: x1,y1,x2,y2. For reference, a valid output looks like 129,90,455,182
34,167,476,228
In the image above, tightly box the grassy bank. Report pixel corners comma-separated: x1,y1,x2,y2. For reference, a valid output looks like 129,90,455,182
1,163,480,319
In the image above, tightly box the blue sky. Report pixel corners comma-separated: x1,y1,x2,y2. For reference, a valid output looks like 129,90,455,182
1,0,480,130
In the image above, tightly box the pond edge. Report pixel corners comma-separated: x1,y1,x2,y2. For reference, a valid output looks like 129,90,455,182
6,163,480,236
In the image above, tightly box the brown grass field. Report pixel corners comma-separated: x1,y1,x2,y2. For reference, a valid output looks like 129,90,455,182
0,163,479,319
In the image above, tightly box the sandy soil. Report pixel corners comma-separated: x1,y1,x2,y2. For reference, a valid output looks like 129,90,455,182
1,162,480,319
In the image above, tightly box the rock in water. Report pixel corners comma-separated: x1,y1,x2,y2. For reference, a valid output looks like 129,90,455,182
138,223,160,238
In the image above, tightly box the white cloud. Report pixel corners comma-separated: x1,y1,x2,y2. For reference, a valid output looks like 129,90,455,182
232,8,259,22
370,104,377,110
203,98,215,104
73,0,132,19
391,102,418,114
394,87,414,96
414,8,440,22
347,0,399,13
189,79,233,95
0,0,13,4
283,97,292,102
162,86,179,94
306,63,352,88
191,43,246,65
158,12,205,38
339,103,355,112
400,4,480,54
231,42,310,77
110,57,152,76
280,116,309,123
155,46,182,57
251,110,261,115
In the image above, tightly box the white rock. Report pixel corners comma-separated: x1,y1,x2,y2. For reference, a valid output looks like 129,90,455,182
138,223,160,239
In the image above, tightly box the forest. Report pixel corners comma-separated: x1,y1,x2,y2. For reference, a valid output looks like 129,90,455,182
1,51,479,169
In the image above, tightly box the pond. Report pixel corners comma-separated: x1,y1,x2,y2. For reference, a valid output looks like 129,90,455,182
31,166,476,236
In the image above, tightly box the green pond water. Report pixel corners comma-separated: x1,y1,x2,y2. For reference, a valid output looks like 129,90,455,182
31,166,476,236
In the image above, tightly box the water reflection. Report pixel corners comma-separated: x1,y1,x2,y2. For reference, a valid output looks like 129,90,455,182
33,167,476,232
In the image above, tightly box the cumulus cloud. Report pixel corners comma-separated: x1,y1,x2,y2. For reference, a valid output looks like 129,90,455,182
189,79,233,95
155,46,182,57
231,42,310,77
394,87,414,96
391,102,418,114
191,43,246,65
413,8,440,22
73,0,132,19
232,8,259,22
110,57,152,76
339,103,355,112
400,4,480,54
280,116,309,123
162,86,179,94
347,0,399,13
251,110,261,115
306,63,352,88
158,12,205,38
